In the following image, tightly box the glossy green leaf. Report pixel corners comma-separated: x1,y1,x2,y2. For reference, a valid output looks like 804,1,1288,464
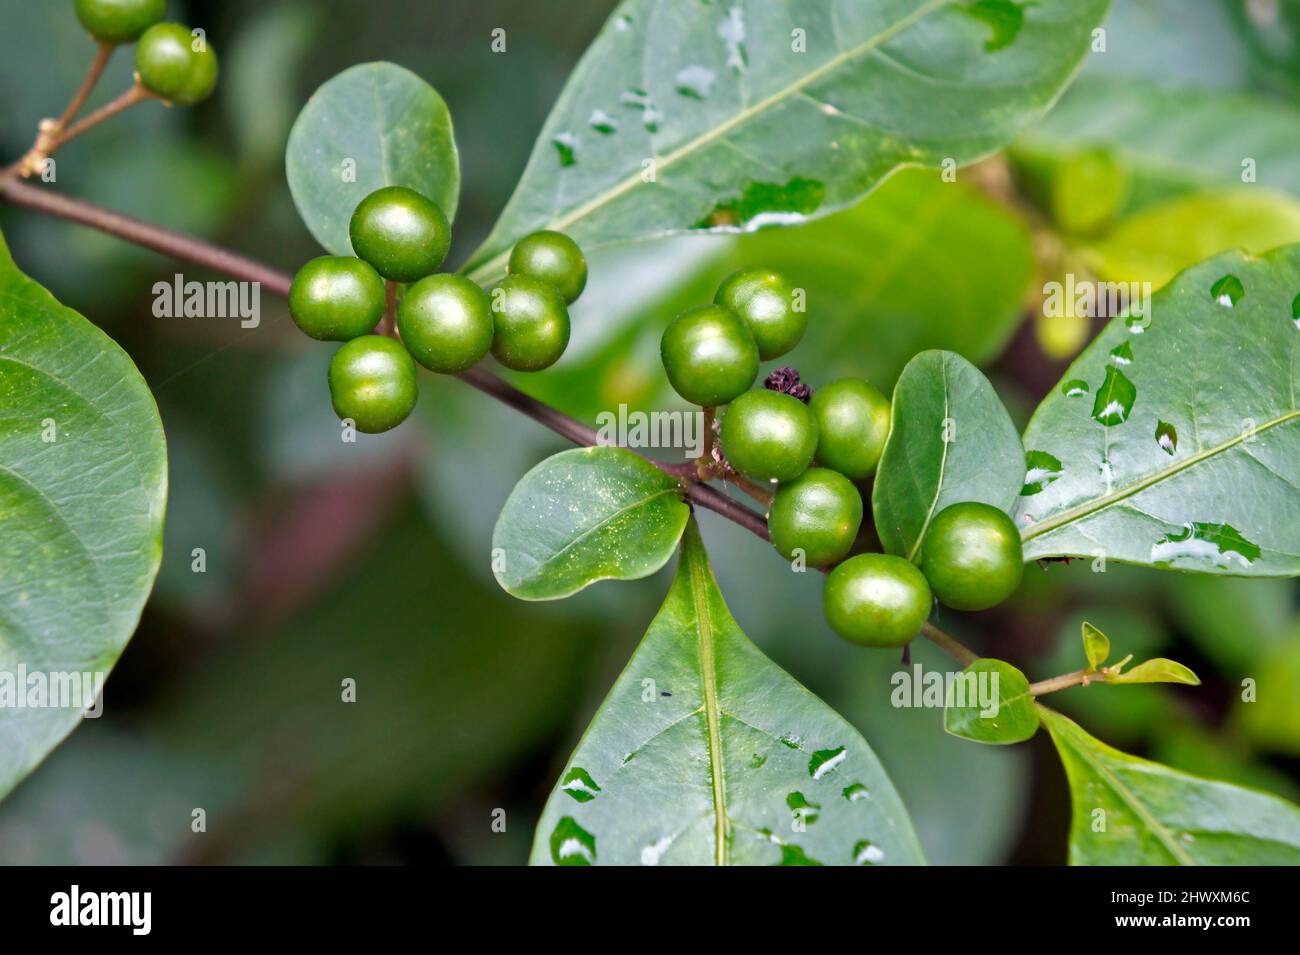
943,659,1037,745
0,229,167,800
1041,707,1300,864
1017,75,1300,204
1015,245,1300,575
742,168,1034,386
530,520,925,865
1081,621,1109,669
1084,190,1300,291
286,62,460,255
872,350,1024,560
465,0,1109,281
492,446,689,600
1106,657,1200,687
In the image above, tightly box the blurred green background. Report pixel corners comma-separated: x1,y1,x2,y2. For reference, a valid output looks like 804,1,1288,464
0,0,1297,864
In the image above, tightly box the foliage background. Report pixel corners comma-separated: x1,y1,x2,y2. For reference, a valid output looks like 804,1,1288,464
0,0,1296,864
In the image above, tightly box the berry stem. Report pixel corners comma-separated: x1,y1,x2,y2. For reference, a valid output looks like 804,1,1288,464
0,179,980,668
51,82,154,151
57,42,116,132
382,280,398,338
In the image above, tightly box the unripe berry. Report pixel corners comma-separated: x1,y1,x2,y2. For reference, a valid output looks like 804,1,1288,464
328,335,419,434
75,0,166,44
720,389,818,483
768,468,862,566
490,274,571,371
660,304,758,407
349,186,451,283
508,230,587,304
809,378,891,480
714,267,804,360
824,553,932,647
289,256,386,342
920,502,1023,611
398,274,495,374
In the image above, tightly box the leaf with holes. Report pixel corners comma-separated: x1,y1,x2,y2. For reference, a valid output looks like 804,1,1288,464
530,519,925,865
492,446,689,600
464,0,1110,282
872,350,1024,561
0,228,167,801
1041,707,1300,864
286,61,460,255
1015,245,1300,575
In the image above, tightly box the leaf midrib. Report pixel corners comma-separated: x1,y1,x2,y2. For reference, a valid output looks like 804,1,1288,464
468,0,954,281
905,356,952,562
685,531,728,866
1045,709,1196,865
1022,409,1300,543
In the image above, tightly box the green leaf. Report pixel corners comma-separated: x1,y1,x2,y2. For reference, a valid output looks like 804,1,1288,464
1084,190,1300,291
530,519,925,865
1107,658,1201,687
1015,244,1300,575
741,169,1034,386
492,446,689,600
1017,75,1300,205
1040,707,1300,864
0,229,167,800
465,0,1110,281
872,350,1024,560
286,62,460,255
943,659,1037,745
1081,621,1109,669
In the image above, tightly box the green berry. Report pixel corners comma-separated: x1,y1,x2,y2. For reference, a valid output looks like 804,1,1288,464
920,502,1023,611
398,274,494,374
175,34,218,106
768,468,862,566
660,304,758,407
824,553,932,647
490,274,570,371
349,186,450,283
135,23,218,106
328,335,419,434
75,0,165,44
720,389,818,483
809,378,892,480
508,230,587,304
714,267,805,360
289,256,386,342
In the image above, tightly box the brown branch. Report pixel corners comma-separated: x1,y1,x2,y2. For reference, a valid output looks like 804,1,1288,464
56,42,115,131
0,180,978,664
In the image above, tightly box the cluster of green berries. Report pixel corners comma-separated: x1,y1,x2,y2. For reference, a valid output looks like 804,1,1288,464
74,1,218,106
659,268,1023,649
289,185,585,433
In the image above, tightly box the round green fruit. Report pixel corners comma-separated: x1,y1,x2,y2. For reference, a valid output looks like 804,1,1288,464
660,304,758,407
75,0,165,44
920,502,1023,611
397,274,494,374
720,389,818,483
328,335,419,434
809,378,892,480
823,553,932,647
489,274,570,371
135,23,196,101
175,35,218,105
508,230,587,304
348,186,450,283
768,468,862,567
714,267,805,361
288,256,386,342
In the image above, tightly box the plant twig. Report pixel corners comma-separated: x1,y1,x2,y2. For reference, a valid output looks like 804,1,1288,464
1030,667,1101,696
53,82,154,150
0,179,979,666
